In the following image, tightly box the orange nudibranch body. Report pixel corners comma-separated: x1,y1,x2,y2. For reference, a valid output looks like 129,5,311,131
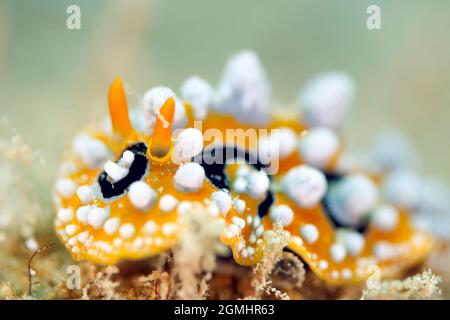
54,71,432,285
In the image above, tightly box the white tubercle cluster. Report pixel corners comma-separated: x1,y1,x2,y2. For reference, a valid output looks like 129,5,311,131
159,194,179,213
128,181,157,211
298,72,354,130
86,206,110,230
371,205,399,232
212,191,232,215
247,171,270,200
338,229,365,256
172,128,204,164
142,86,186,133
270,204,294,227
300,224,319,244
329,243,347,263
215,50,272,125
119,223,135,239
76,185,96,204
103,217,120,235
281,165,327,208
325,174,379,227
180,76,213,120
104,150,136,183
72,134,111,169
234,198,246,213
233,167,270,200
258,127,297,162
174,162,205,192
382,170,420,210
299,127,339,170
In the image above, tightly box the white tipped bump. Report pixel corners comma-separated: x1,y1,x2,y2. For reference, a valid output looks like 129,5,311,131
215,51,271,125
258,127,297,162
119,223,136,239
128,181,157,211
373,241,395,261
225,224,240,238
326,174,379,227
212,191,232,215
142,86,186,132
77,231,90,243
298,72,354,130
174,162,205,192
234,198,246,213
281,165,327,208
247,170,270,199
270,205,294,227
177,201,193,215
342,231,365,256
76,185,95,204
159,194,178,213
143,221,158,235
299,127,339,169
87,207,109,229
57,208,74,223
104,217,120,235
172,128,204,164
72,134,110,169
273,128,297,158
329,243,347,263
233,177,248,193
372,205,399,232
255,225,264,237
231,216,246,229
180,76,213,120
76,206,91,223
236,166,251,178
300,224,319,244
65,224,78,236
55,179,76,198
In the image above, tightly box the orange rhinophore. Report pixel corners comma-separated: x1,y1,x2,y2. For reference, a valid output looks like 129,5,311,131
54,51,434,285
150,97,175,159
108,77,132,136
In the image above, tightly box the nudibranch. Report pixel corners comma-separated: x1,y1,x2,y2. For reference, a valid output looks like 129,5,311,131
54,51,433,285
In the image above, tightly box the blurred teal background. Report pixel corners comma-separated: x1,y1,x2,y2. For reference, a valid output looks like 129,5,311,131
0,0,449,184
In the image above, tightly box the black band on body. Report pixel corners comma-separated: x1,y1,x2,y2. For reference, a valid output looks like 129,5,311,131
196,144,273,218
98,142,148,199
